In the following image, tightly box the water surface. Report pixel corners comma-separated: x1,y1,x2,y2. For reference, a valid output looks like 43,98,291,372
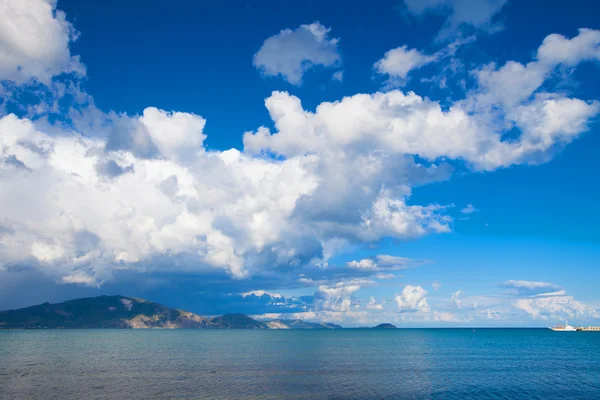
1,329,599,399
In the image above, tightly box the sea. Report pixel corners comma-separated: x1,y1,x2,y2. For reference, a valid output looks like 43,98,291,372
1,329,599,399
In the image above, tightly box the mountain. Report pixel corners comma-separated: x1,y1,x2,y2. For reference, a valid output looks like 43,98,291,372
373,323,397,329
0,296,343,329
0,295,215,329
210,313,268,329
266,319,342,329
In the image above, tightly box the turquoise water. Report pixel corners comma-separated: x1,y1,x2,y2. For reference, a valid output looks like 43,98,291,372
1,329,599,399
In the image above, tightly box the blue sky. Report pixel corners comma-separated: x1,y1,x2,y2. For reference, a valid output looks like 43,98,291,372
0,0,599,326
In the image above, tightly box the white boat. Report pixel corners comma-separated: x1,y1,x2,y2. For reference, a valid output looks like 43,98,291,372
549,320,577,331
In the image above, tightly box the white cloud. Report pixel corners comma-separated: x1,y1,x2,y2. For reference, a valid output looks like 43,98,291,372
247,28,600,172
0,111,321,282
366,297,384,310
395,285,430,313
253,22,341,85
139,108,206,162
432,281,442,291
347,259,378,270
452,290,479,309
374,46,436,83
1,23,599,301
500,281,600,321
254,284,597,326
514,291,599,320
460,204,478,214
241,290,284,299
347,254,412,271
469,29,600,115
403,0,507,39
536,28,600,66
373,37,473,87
313,283,361,312
0,0,85,83
61,271,97,286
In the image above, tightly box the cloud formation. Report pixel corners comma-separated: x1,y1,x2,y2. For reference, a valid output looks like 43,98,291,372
253,22,341,85
374,37,473,86
246,28,600,171
0,0,85,83
502,280,562,296
515,291,599,320
313,282,361,312
1,25,599,292
460,204,478,214
1,1,600,326
403,0,507,39
374,45,437,85
347,255,414,272
395,285,430,312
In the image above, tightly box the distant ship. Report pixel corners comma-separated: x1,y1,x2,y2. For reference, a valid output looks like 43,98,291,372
549,320,577,332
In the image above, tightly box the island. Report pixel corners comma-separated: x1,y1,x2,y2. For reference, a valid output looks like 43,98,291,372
373,323,397,329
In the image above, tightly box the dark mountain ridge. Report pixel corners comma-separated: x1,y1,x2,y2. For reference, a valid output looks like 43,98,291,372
0,296,343,329
0,295,215,329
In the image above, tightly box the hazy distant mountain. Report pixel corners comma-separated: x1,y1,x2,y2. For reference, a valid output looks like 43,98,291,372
266,319,342,329
0,295,215,329
373,323,397,329
0,296,340,329
210,313,268,329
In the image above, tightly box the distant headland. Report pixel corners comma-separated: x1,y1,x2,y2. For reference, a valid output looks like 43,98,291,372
0,295,349,330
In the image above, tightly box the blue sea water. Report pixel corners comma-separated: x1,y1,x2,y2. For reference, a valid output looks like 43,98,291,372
1,329,599,399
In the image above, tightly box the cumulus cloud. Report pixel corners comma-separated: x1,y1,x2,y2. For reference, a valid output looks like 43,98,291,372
1,3,599,325
313,282,361,312
366,296,385,310
536,28,600,66
253,22,341,85
0,0,85,83
395,285,430,313
403,0,507,39
139,108,207,162
374,46,437,85
246,28,600,172
0,111,323,283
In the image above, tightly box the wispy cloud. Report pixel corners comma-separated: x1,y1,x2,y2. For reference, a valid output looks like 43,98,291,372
402,0,507,40
502,280,562,296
